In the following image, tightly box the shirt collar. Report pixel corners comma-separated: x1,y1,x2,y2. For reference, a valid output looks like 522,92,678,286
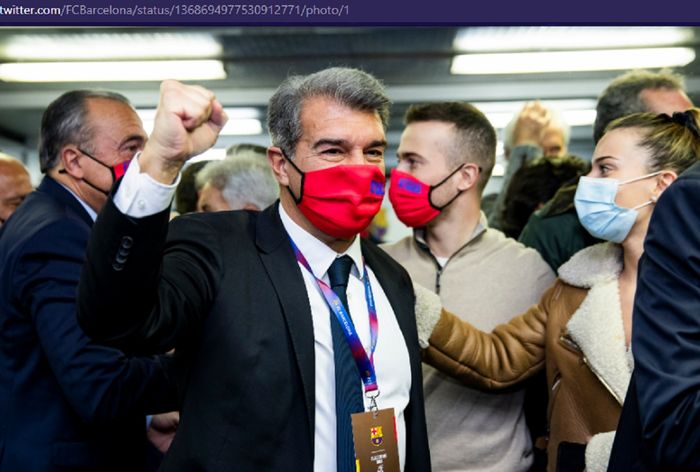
414,210,488,255
279,204,365,282
57,182,97,222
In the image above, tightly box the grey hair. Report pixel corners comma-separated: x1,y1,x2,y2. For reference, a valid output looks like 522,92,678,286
39,90,132,172
225,142,267,159
502,106,570,152
267,67,391,157
196,154,279,210
594,68,686,143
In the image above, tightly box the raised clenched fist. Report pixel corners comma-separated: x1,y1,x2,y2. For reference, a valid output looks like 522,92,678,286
141,80,228,184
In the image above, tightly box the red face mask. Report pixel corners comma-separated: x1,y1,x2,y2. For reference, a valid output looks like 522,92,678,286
388,167,463,228
286,158,386,239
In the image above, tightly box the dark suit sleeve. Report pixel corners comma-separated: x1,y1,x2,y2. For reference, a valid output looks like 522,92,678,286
631,175,700,469
16,219,177,423
78,197,223,353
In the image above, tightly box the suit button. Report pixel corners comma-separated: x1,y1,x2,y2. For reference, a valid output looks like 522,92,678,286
115,254,128,264
121,236,133,249
118,248,130,257
112,262,124,271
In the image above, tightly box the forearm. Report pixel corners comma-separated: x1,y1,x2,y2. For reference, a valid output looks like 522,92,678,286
78,195,171,349
424,307,546,388
414,283,547,389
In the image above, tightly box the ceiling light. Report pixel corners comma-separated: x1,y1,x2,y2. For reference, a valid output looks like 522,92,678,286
454,27,694,52
221,119,263,136
138,109,263,136
562,109,598,127
1,33,222,60
482,109,597,128
473,99,597,113
472,99,598,128
451,47,695,75
0,60,226,82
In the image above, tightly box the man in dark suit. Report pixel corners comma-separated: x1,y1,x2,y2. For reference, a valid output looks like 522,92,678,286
77,68,431,471
609,160,700,471
0,90,177,471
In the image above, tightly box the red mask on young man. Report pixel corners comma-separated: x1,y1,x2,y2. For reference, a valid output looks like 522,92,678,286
388,166,463,228
286,157,386,239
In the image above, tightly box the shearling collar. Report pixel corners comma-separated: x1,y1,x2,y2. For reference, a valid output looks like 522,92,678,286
558,242,622,288
559,243,632,405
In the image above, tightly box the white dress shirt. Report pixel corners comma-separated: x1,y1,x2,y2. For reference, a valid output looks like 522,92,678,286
114,156,412,471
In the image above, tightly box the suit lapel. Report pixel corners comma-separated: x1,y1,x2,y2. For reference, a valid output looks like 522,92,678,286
38,177,94,227
255,203,316,448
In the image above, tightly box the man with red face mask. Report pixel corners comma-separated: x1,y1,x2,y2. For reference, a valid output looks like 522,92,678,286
382,102,554,472
77,69,430,471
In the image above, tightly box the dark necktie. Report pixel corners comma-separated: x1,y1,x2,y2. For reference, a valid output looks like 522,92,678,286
327,255,364,472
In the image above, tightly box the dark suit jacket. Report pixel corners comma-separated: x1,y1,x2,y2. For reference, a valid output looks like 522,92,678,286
0,177,176,471
78,198,431,471
609,161,700,471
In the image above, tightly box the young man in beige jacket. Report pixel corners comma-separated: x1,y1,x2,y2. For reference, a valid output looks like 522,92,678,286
382,102,555,471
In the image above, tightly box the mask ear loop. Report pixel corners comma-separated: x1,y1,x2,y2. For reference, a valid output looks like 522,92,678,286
631,200,654,211
58,168,111,196
281,150,305,204
59,148,117,196
619,171,664,211
618,170,663,187
427,163,479,211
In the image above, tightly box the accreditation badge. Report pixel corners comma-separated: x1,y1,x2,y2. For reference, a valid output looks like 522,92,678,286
351,408,400,472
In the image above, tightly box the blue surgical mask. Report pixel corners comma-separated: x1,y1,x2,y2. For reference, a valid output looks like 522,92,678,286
574,172,660,243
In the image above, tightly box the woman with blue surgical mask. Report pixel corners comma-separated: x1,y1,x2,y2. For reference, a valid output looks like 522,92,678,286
413,109,700,472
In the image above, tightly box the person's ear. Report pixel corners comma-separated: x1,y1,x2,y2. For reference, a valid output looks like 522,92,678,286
456,163,480,192
268,146,289,186
651,170,678,202
58,145,84,178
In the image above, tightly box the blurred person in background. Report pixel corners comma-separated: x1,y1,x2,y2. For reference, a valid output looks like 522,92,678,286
0,152,32,227
195,152,279,212
500,155,588,240
225,142,267,159
485,101,570,227
173,160,209,216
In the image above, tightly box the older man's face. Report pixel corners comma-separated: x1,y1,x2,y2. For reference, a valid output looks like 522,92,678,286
196,182,232,213
0,161,32,226
77,98,147,211
288,96,386,179
540,124,567,157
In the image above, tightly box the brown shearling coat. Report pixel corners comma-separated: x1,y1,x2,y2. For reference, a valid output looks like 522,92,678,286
422,243,631,471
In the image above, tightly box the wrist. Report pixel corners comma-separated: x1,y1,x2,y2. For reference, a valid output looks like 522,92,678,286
139,144,183,185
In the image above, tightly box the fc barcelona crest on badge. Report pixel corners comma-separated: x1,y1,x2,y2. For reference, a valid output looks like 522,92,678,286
370,426,383,446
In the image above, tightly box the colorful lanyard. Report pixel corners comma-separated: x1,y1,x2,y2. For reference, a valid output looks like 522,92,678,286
290,239,380,404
